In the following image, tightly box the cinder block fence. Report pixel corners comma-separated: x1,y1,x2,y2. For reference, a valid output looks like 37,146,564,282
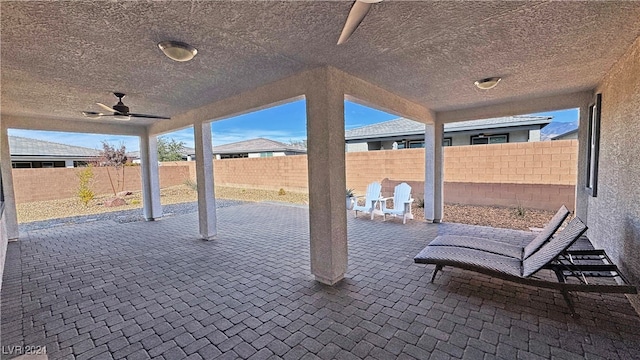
12,140,578,211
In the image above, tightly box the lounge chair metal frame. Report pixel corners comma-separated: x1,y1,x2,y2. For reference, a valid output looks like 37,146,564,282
415,218,637,317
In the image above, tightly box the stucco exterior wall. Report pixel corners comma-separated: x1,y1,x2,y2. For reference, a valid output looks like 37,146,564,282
0,210,7,291
346,142,368,152
580,37,640,312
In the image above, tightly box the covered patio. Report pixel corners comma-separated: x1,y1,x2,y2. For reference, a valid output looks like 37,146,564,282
3,202,640,359
2,2,640,359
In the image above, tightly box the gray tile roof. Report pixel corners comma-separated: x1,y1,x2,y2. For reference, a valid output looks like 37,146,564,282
127,146,196,160
345,116,552,140
9,136,100,157
213,138,307,154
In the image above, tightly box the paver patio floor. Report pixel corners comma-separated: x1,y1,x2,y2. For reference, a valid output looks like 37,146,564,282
2,202,640,359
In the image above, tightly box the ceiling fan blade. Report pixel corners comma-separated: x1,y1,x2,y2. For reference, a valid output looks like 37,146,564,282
129,113,171,120
82,111,104,118
337,0,376,45
99,114,131,121
97,102,115,113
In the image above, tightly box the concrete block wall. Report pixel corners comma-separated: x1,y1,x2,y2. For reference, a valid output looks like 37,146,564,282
379,180,575,212
13,166,189,203
444,140,578,185
444,182,575,211
213,156,309,192
346,149,425,196
11,140,579,211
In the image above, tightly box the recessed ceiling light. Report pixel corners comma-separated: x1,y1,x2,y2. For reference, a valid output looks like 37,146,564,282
158,41,198,62
474,77,501,90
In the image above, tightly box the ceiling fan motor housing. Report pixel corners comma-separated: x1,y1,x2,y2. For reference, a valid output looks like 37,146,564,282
113,92,129,114
113,102,129,114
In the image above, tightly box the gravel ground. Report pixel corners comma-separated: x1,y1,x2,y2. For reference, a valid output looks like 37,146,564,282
413,203,558,231
17,184,558,232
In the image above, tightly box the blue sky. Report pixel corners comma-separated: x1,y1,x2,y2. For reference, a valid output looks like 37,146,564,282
8,101,578,151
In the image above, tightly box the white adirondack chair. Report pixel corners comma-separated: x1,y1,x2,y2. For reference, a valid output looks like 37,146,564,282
352,182,382,220
380,182,414,224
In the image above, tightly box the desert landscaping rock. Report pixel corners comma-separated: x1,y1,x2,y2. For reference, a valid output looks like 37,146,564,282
103,197,127,207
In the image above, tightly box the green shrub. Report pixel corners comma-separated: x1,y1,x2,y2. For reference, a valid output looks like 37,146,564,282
346,188,355,197
131,199,141,205
77,166,95,207
278,188,286,196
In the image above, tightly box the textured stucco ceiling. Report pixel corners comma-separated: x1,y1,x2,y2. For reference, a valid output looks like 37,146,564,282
1,1,640,127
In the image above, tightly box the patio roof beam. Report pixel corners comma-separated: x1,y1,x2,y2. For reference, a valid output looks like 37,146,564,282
341,69,435,124
2,114,145,137
436,91,593,124
148,70,311,136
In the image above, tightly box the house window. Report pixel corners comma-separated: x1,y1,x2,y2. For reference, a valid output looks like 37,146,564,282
220,154,248,159
408,141,425,148
443,137,452,147
0,168,4,216
260,152,273,157
586,94,601,197
12,162,32,168
471,134,508,145
41,162,54,168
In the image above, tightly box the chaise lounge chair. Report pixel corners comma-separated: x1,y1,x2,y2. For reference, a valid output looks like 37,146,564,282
428,205,571,259
414,217,637,316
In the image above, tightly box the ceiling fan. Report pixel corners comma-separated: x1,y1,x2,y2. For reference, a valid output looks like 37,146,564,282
82,92,171,120
337,0,383,45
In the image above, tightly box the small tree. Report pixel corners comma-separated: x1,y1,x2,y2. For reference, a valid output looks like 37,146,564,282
158,137,185,162
287,139,307,148
77,166,95,207
98,141,128,196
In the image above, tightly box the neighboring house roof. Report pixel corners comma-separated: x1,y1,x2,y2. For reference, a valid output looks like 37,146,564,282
551,128,579,140
345,116,552,141
127,146,196,160
9,136,100,158
213,138,307,155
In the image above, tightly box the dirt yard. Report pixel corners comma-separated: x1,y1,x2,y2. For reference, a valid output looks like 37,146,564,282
16,184,557,231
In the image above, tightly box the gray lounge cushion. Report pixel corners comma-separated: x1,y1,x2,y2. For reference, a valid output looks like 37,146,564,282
428,235,523,259
426,205,571,260
414,246,522,277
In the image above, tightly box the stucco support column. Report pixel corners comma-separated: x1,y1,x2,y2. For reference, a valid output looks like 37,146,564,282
306,68,348,285
194,122,217,240
0,126,19,240
574,102,592,221
139,134,162,221
424,122,444,222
